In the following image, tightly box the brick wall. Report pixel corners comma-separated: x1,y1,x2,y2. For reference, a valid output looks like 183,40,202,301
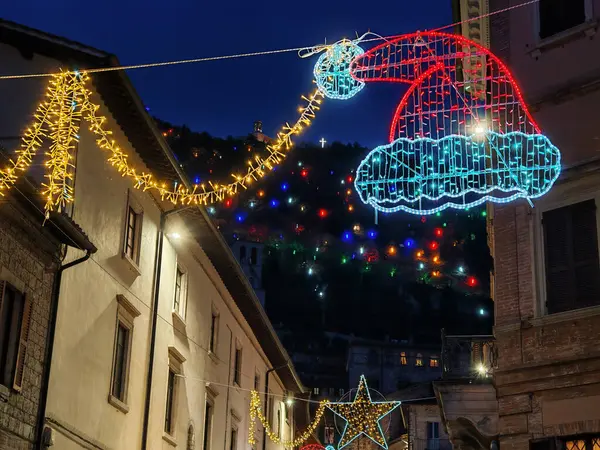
0,199,59,450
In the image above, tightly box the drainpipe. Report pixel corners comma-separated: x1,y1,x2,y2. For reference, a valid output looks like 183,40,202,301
223,326,233,450
36,250,92,449
141,206,192,450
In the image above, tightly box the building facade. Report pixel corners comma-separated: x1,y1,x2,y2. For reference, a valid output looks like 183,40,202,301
0,19,303,450
488,0,600,449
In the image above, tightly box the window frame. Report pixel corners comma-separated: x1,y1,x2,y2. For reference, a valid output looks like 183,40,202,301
108,294,140,413
400,351,407,365
202,393,215,450
534,193,600,318
173,261,188,321
416,353,424,367
0,281,31,393
533,0,593,44
430,356,440,368
164,347,185,441
122,190,144,271
233,344,242,387
209,307,219,355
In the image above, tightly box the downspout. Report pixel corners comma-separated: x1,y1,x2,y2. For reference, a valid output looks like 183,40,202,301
36,250,92,449
263,362,291,450
141,206,192,450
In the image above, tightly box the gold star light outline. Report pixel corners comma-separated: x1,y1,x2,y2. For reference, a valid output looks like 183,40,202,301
326,375,401,450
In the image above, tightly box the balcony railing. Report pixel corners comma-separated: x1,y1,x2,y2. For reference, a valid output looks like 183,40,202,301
411,438,453,450
441,329,496,379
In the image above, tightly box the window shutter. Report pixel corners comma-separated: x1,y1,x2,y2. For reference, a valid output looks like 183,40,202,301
544,200,600,314
13,294,32,392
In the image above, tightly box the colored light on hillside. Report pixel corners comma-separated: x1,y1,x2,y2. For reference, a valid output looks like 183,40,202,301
307,267,314,276
481,210,487,217
224,199,232,208
432,270,441,277
458,266,465,274
342,231,352,242
318,208,328,218
281,182,289,191
419,262,425,270
236,214,245,223
207,206,216,215
346,189,352,196
287,197,294,204
416,250,424,258
348,205,354,212
387,245,397,255
300,169,309,178
257,189,265,198
478,308,485,316
429,241,439,250
347,175,353,183
341,256,348,264
434,228,443,237
270,199,279,208
433,255,440,263
367,230,377,239
404,238,415,248
467,276,477,287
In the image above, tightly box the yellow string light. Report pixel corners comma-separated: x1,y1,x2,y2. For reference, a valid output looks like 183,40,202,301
0,71,324,215
248,390,328,448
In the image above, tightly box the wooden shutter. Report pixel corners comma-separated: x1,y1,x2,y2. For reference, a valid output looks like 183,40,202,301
13,294,32,392
544,200,600,314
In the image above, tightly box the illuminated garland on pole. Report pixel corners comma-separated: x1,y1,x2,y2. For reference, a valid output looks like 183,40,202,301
0,71,324,215
248,390,329,448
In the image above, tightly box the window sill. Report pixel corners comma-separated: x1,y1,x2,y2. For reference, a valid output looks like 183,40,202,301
531,303,600,327
0,384,10,402
529,20,598,57
162,432,177,447
171,311,186,329
121,252,142,278
208,350,219,365
108,394,129,414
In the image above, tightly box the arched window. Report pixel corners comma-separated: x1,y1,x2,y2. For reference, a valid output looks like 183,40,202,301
187,424,195,450
239,246,247,263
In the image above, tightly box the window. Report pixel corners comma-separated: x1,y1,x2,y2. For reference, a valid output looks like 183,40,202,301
209,310,218,354
430,356,439,368
0,282,31,392
173,264,187,319
277,408,281,438
111,324,129,400
268,392,274,423
538,0,587,39
250,247,257,265
233,346,242,386
338,388,345,396
416,353,424,367
165,347,185,437
400,351,407,365
324,425,335,444
313,387,320,396
254,370,260,391
109,295,140,412
164,368,176,434
203,399,214,450
543,200,600,314
123,191,143,266
230,427,238,450
239,246,247,263
427,421,440,448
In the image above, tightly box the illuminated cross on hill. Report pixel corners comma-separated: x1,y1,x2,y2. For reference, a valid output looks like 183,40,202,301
320,137,327,148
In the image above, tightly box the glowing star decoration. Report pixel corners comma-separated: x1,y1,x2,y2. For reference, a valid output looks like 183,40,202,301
314,39,365,100
327,375,400,450
351,31,562,215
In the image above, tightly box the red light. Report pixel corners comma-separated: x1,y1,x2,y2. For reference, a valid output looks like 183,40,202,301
346,175,353,183
434,228,443,237
467,276,477,287
224,199,232,208
300,169,309,178
429,241,439,250
421,216,427,223
318,209,328,218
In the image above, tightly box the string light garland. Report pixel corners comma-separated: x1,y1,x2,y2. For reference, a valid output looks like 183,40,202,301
248,390,329,448
327,375,400,450
351,31,561,215
0,71,324,214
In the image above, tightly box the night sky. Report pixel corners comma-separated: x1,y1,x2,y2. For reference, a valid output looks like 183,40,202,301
3,0,451,147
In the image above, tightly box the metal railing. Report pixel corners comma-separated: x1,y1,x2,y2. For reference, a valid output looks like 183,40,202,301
441,329,496,379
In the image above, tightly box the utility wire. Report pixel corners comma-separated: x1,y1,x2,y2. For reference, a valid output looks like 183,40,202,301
0,0,539,81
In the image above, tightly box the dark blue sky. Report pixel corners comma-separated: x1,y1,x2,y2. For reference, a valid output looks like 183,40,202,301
4,0,451,147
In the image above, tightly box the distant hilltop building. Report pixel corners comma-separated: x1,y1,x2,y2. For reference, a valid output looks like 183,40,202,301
252,120,272,144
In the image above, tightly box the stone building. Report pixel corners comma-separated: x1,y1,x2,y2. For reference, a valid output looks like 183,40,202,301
0,171,96,450
0,19,304,450
486,0,600,448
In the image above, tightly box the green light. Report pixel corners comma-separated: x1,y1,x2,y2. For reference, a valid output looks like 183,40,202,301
390,268,397,277
293,250,296,255
342,256,348,264
481,210,487,217
436,212,441,217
